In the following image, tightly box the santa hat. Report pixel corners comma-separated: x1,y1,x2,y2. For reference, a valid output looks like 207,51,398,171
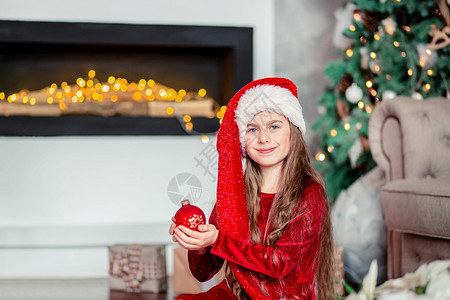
216,77,305,238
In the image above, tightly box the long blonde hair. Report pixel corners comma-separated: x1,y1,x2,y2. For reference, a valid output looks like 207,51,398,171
226,122,334,300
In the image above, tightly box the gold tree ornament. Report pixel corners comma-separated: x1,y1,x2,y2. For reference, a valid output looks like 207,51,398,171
427,0,450,50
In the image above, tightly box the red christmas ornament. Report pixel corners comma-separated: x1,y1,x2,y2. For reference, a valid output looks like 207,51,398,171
174,200,206,230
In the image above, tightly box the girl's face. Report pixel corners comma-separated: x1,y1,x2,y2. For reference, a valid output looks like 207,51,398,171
245,111,291,169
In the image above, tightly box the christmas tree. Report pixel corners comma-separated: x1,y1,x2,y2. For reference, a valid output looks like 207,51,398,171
313,0,450,201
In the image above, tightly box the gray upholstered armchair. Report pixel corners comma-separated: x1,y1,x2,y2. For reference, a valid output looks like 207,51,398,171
368,96,450,279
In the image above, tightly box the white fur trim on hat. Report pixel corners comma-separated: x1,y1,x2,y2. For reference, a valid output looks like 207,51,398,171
234,84,306,155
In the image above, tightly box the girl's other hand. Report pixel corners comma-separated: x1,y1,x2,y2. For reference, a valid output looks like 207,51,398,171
173,224,219,252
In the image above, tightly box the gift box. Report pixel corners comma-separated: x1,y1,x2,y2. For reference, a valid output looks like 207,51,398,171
108,244,167,293
173,247,225,295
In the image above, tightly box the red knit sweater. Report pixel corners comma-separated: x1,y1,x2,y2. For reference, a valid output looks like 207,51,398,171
178,181,326,300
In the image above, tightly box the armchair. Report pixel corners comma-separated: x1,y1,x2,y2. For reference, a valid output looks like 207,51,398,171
368,96,450,279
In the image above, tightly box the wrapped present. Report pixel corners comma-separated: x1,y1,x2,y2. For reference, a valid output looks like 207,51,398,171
173,247,225,295
109,244,167,293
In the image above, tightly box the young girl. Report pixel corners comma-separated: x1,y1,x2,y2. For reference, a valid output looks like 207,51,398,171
170,78,334,300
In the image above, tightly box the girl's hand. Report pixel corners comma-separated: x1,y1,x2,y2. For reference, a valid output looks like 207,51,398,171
169,217,178,242
173,224,219,252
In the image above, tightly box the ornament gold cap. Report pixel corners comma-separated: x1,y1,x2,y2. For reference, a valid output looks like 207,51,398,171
181,199,190,206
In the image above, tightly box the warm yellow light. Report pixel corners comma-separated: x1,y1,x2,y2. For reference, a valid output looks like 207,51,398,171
94,83,101,90
178,89,187,97
147,79,155,87
111,95,119,102
113,83,121,91
185,122,193,131
159,89,167,98
120,85,128,92
419,60,425,67
51,83,57,89
76,91,82,97
87,80,94,88
183,115,192,122
344,123,351,130
370,89,377,96
201,135,209,143
366,106,373,114
79,96,84,103
77,78,86,87
216,111,224,119
330,129,337,137
166,107,174,115
167,88,177,100
47,97,54,104
30,98,36,105
11,94,17,102
403,26,411,32
139,79,147,86
424,83,431,91
148,94,155,101
64,86,71,93
61,82,68,88
374,34,380,40
72,96,78,103
346,49,354,57
137,84,145,91
198,89,207,97
88,70,96,78
427,69,434,76
92,93,99,101
132,91,142,100
366,81,373,88
220,106,227,112
315,152,326,162
370,52,376,59
349,25,356,32
145,89,153,96
358,101,365,109
407,69,413,76
108,76,116,84
59,103,66,110
327,145,334,153
102,85,110,93
56,91,63,99
97,94,104,101
426,49,432,55
22,96,29,103
393,41,400,47
374,64,381,72
0,92,4,100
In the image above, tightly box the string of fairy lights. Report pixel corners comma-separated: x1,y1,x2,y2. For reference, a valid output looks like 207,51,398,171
314,3,447,163
0,70,228,134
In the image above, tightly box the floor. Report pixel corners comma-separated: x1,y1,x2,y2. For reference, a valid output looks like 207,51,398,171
0,278,176,300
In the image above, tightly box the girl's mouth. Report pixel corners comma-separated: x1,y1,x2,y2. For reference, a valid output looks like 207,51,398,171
257,147,276,154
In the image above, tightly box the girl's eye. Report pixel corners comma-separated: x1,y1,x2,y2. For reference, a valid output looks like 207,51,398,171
270,125,279,130
247,128,257,133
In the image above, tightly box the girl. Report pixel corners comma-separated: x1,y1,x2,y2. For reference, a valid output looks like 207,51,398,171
170,78,334,300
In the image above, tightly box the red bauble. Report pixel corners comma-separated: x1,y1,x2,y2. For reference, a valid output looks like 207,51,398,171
174,200,206,230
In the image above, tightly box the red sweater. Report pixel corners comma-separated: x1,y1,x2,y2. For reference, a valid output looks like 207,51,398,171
181,182,326,300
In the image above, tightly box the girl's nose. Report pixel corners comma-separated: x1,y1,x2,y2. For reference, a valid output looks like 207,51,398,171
258,130,270,143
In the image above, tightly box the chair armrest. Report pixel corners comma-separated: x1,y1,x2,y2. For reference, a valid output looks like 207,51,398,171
369,101,405,182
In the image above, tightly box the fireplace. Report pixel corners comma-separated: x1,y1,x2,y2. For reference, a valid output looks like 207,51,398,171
0,20,253,135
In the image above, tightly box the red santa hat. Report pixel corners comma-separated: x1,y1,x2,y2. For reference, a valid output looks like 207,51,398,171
216,77,305,238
